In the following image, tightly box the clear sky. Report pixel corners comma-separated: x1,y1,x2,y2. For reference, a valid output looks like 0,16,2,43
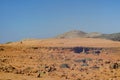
0,0,120,43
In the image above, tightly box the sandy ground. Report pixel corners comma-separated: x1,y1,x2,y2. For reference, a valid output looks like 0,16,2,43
0,38,120,80
5,38,120,47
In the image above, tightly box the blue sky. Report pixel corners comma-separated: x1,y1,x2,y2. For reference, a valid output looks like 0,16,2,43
0,0,120,43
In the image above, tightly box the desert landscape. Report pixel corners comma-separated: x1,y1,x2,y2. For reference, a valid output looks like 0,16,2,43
1,0,120,80
0,37,120,80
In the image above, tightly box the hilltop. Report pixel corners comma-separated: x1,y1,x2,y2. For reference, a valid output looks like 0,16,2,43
55,30,87,38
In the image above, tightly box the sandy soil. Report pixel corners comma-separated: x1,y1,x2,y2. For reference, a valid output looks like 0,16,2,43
0,38,120,80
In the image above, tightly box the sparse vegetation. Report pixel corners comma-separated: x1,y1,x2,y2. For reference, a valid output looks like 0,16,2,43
0,38,120,80
60,64,70,68
0,48,4,51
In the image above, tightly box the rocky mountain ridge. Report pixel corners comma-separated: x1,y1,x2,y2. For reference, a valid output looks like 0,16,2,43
55,30,120,41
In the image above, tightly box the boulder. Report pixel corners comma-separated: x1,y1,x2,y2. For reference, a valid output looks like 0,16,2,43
110,63,119,69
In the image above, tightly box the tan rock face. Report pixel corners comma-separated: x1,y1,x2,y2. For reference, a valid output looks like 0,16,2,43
0,38,120,80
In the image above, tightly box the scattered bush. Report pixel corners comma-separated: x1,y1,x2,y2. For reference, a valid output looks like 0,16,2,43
90,65,99,70
0,48,4,51
81,63,89,66
74,58,92,63
60,64,70,68
74,59,86,63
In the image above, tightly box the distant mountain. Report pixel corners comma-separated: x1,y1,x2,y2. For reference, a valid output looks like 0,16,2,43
55,30,87,38
86,32,102,38
55,30,120,41
98,33,120,41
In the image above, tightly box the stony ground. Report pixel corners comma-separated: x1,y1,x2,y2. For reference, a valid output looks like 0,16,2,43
0,38,120,80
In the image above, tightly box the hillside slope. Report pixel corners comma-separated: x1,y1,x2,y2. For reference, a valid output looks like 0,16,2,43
55,30,120,41
55,30,87,38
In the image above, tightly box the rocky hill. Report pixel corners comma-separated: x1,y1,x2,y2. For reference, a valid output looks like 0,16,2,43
56,30,87,38
98,33,120,41
55,30,120,41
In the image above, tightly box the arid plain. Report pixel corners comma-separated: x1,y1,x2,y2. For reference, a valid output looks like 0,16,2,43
0,38,120,80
